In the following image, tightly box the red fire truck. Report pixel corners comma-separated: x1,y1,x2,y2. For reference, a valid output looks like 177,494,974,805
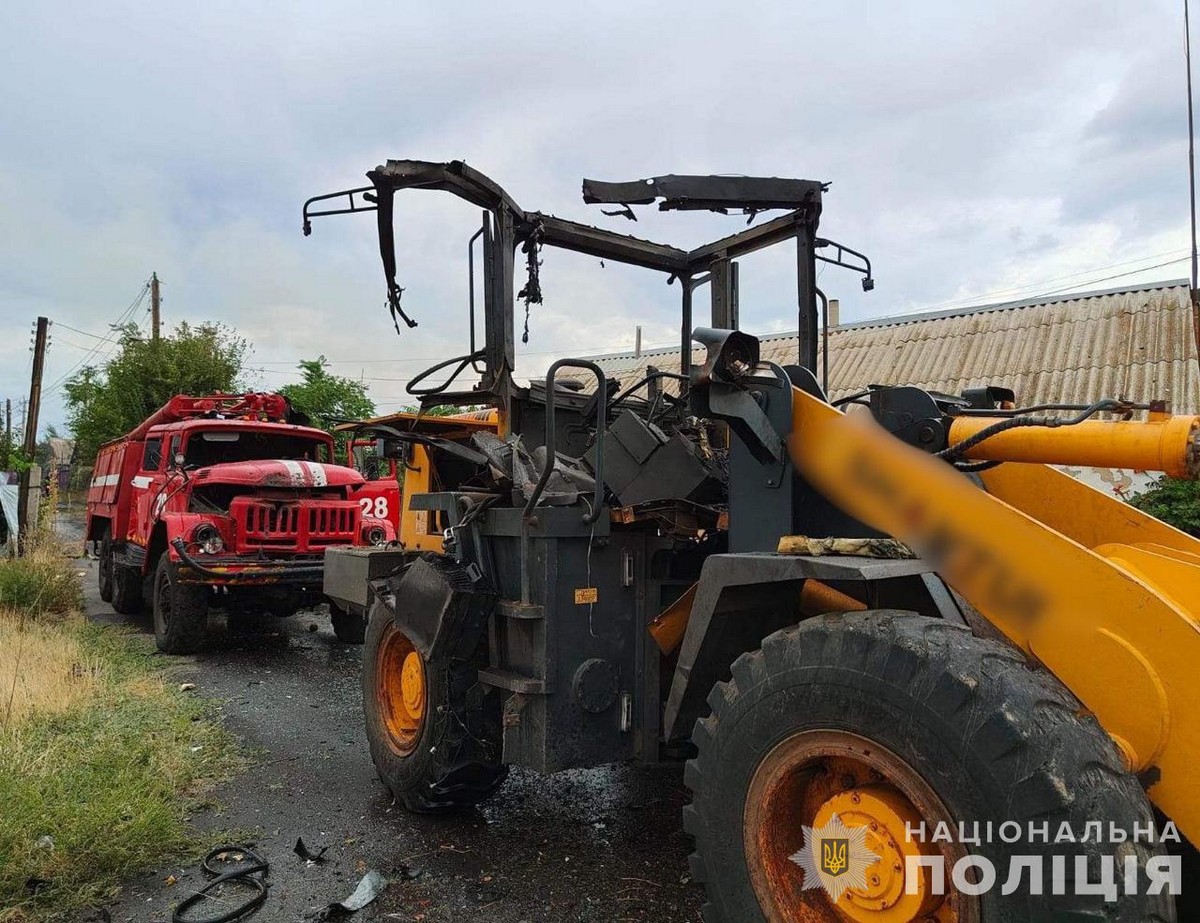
85,393,395,652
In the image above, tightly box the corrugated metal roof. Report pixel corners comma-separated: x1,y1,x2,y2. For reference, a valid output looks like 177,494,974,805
565,279,1200,413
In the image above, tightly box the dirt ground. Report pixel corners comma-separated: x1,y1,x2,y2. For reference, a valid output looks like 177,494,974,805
69,535,702,922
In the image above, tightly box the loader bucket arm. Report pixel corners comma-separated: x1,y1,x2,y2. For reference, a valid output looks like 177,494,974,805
787,386,1200,845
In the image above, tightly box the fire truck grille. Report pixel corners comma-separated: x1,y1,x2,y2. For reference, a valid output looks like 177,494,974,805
233,499,360,550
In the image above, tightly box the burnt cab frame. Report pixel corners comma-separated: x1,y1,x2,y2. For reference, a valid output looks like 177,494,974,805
303,160,872,426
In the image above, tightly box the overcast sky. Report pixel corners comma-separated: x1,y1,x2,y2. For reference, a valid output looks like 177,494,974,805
0,0,1194,436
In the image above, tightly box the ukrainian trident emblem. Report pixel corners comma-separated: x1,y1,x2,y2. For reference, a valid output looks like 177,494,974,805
790,815,880,902
820,837,850,876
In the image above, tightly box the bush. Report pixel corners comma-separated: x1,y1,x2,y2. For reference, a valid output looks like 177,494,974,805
1129,476,1200,537
0,546,83,619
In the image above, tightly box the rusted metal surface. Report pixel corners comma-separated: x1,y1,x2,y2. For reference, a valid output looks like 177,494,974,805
569,281,1199,413
743,730,974,923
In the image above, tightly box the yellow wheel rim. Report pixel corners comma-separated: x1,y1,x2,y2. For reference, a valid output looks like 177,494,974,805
743,730,978,923
376,624,426,755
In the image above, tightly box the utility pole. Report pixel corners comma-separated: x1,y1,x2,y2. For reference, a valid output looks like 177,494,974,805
1186,0,1200,354
17,317,48,553
150,272,162,342
3,398,9,468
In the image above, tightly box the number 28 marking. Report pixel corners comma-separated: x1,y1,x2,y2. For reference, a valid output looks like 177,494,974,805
359,496,389,518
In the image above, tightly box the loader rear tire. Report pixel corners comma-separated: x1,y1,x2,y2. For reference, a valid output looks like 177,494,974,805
685,610,1175,923
152,556,209,654
97,529,114,603
363,599,506,813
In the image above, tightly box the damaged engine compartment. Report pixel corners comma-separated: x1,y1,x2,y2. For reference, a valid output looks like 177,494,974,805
309,160,881,773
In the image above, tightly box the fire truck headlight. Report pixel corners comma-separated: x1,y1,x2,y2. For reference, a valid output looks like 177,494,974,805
364,525,387,546
193,524,224,554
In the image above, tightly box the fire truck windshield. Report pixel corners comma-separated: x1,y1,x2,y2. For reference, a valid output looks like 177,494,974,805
184,429,331,467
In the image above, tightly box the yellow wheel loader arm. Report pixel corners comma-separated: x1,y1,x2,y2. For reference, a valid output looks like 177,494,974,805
788,387,1200,844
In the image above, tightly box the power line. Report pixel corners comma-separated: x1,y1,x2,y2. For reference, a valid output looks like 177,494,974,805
247,341,631,365
241,365,417,385
53,336,101,352
1019,257,1190,300
240,251,1192,371
46,281,150,390
54,321,117,341
912,248,1190,316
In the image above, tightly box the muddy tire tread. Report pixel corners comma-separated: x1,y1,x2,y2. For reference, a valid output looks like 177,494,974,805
363,600,506,814
685,610,1175,923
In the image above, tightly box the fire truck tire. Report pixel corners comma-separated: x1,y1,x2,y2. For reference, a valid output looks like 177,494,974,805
684,611,1175,923
110,562,143,615
363,599,506,813
98,529,114,603
329,601,366,644
152,556,209,654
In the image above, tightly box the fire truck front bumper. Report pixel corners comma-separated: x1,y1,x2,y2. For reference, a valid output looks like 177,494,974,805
170,539,326,586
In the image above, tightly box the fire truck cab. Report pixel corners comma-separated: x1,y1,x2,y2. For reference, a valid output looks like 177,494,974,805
85,393,394,652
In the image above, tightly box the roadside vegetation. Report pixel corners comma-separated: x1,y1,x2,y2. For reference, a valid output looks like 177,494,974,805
279,355,376,453
1129,476,1200,536
0,536,238,921
62,319,379,465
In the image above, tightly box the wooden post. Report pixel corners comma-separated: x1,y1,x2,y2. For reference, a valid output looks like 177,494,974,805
17,317,48,553
150,272,161,342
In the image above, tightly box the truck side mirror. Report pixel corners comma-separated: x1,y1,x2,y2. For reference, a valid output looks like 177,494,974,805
173,452,186,468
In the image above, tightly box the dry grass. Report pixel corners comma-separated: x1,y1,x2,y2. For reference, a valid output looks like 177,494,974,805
0,613,103,728
0,543,238,921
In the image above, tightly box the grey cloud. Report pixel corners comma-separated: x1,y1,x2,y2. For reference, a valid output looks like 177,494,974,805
0,0,1191,434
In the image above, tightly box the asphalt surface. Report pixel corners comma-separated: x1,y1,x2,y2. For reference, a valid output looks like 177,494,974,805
71,547,702,923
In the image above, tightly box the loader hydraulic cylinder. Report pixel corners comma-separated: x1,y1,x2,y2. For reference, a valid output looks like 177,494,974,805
947,413,1200,479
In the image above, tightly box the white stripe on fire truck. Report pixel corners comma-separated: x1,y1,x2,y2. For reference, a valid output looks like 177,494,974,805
130,475,152,489
90,474,120,488
301,460,327,486
279,459,307,485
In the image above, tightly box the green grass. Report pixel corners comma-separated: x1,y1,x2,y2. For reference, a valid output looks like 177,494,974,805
0,546,83,619
0,582,238,920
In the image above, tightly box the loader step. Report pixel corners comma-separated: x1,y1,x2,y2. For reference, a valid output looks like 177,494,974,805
495,599,544,620
478,668,546,694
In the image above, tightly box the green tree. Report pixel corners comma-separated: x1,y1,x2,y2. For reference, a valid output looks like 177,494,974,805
279,357,375,454
0,421,15,470
64,322,248,463
1129,476,1200,537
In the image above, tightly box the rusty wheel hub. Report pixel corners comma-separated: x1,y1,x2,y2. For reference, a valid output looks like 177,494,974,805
743,730,978,923
376,624,426,755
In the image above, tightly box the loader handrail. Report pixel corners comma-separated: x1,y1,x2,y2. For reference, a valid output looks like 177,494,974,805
523,358,607,524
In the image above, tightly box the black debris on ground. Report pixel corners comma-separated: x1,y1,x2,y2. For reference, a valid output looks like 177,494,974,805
77,558,701,922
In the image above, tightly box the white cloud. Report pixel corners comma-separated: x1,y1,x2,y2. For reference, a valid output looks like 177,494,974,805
0,0,1193,436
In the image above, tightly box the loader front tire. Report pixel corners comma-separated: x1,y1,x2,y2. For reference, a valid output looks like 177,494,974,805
152,556,209,654
685,610,1175,923
363,599,505,813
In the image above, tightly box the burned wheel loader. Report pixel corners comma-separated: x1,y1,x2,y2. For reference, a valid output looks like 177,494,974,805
307,160,1200,921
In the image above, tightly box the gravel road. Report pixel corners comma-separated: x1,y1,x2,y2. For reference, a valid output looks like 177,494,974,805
75,555,702,922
